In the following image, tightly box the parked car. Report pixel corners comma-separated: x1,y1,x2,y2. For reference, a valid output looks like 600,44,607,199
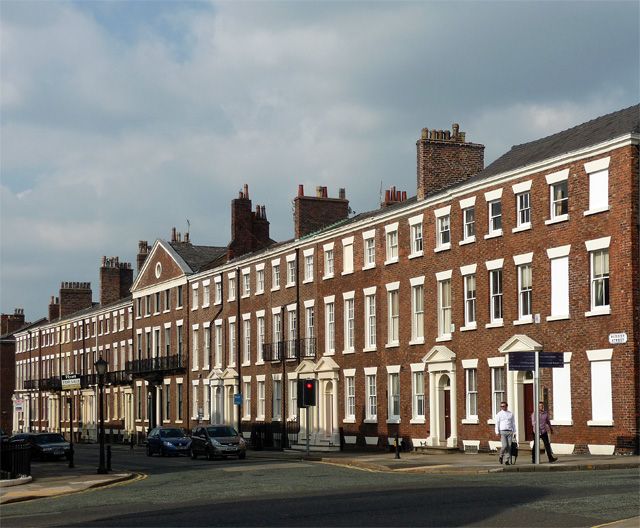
10,432,71,460
190,425,247,460
146,427,192,457
0,428,9,443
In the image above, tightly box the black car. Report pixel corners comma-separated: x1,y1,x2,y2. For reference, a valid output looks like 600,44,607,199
190,425,247,460
146,427,192,457
10,433,71,460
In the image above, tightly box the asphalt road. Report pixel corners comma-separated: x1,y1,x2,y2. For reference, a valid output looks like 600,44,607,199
2,445,639,527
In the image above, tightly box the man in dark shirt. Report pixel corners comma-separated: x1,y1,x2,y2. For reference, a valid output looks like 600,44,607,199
531,402,558,463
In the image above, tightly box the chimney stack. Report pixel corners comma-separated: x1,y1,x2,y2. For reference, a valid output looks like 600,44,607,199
228,184,271,260
59,282,92,318
137,241,150,273
381,186,408,208
293,185,350,239
417,123,484,200
48,296,60,321
1,308,26,335
100,256,133,306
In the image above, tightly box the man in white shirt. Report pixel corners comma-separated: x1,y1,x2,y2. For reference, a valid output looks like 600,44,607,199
494,401,516,464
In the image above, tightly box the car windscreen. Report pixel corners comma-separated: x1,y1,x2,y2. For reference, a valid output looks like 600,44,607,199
207,426,237,437
35,434,66,444
159,429,185,438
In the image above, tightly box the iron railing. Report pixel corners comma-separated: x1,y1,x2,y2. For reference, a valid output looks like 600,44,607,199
125,354,185,376
263,338,316,362
23,380,39,390
39,377,62,391
0,441,31,479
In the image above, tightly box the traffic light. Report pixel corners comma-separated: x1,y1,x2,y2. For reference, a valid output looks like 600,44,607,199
297,379,317,407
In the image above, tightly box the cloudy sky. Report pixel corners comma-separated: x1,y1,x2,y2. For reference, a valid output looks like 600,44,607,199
1,0,638,321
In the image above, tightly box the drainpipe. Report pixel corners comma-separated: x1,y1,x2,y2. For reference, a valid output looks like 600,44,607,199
185,281,191,433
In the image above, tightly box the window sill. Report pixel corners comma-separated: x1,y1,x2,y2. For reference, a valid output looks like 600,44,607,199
410,418,426,425
384,258,399,266
175,420,183,424
241,417,251,422
242,362,250,367
550,419,573,426
408,252,424,260
341,270,354,277
362,264,376,271
270,287,280,293
434,244,451,253
513,317,533,326
485,321,504,329
545,215,568,226
385,343,400,349
486,419,495,425
324,351,335,356
191,368,199,372
322,274,334,281
585,307,611,317
546,314,570,322
587,420,614,427
584,206,609,217
459,236,476,246
214,301,222,307
342,349,355,355
285,283,295,289
409,338,425,345
202,366,210,371
461,418,479,425
255,360,265,366
512,224,531,234
343,418,356,424
363,347,377,353
386,418,401,424
435,335,452,342
460,324,477,332
484,230,503,240
302,279,313,285
241,294,250,300
363,419,378,424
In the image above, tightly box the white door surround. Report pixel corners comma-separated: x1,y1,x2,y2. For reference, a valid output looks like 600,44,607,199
423,346,457,447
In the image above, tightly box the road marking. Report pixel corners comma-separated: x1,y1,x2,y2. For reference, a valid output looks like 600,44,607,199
222,462,310,472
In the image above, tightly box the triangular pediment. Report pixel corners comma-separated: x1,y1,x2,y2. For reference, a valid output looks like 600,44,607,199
294,359,316,375
422,345,456,364
498,334,543,354
131,240,191,292
314,356,340,372
207,368,224,380
220,367,238,379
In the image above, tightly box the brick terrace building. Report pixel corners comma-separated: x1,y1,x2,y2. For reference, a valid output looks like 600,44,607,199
9,105,640,455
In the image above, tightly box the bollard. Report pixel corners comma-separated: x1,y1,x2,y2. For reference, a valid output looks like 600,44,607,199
106,445,112,472
68,444,75,469
395,432,401,459
130,437,134,451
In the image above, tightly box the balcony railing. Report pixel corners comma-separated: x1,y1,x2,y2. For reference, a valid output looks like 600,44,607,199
39,377,62,391
125,354,185,376
23,380,39,390
263,338,316,362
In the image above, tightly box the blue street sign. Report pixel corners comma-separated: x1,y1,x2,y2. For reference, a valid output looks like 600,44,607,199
508,352,535,371
233,393,243,406
508,352,564,370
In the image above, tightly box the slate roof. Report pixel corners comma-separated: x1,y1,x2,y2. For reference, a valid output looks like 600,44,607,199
169,242,228,273
474,104,640,181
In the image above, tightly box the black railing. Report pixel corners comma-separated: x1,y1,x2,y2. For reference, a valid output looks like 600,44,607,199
0,441,31,479
249,419,301,450
263,338,316,362
40,377,62,391
125,354,185,376
23,380,39,390
108,370,132,385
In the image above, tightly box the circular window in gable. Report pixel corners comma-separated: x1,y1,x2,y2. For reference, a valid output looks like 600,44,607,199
155,262,162,278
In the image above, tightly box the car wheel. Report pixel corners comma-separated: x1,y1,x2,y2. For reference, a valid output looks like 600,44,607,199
239,452,246,460
146,445,153,457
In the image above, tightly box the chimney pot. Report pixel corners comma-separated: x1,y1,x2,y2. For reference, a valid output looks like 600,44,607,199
243,183,249,199
316,186,323,197
338,188,345,199
298,184,304,197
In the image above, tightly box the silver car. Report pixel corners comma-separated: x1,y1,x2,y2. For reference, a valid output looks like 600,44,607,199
190,425,247,460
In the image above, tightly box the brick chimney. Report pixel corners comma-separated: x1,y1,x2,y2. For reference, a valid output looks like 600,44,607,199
416,123,484,200
59,282,92,318
228,184,271,259
1,308,26,335
48,296,60,321
137,241,150,273
100,256,133,306
381,186,407,208
294,185,350,239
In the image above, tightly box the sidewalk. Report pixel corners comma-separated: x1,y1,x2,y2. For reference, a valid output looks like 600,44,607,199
1,448,638,506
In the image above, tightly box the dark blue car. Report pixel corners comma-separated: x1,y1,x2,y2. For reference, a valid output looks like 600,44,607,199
146,427,191,457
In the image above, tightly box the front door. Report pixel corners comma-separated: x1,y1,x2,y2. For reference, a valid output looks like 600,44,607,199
444,388,451,439
524,382,534,441
324,381,334,438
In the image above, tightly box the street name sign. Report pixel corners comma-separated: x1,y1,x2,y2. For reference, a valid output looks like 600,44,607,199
508,352,564,371
608,332,627,345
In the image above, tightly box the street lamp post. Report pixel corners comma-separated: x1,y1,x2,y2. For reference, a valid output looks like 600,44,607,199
95,357,108,474
67,397,75,468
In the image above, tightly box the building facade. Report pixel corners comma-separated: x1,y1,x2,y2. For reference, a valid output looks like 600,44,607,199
10,105,640,455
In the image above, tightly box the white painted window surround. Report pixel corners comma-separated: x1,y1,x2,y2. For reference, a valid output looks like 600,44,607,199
546,245,571,321
584,157,610,215
551,352,573,426
586,349,614,426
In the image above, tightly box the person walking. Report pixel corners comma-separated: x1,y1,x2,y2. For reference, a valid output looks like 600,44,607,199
531,401,558,463
495,401,516,464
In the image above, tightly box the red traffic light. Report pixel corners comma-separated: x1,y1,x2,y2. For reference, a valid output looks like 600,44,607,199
306,382,313,389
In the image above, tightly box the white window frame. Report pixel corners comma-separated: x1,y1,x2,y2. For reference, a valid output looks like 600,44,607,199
343,291,355,354
546,245,571,321
486,259,504,327
285,254,296,288
242,314,251,366
364,367,377,422
228,274,236,302
342,236,354,275
410,364,425,423
409,277,425,344
303,248,314,283
385,282,400,347
436,270,453,340
409,214,424,258
384,223,399,265
462,359,479,423
434,206,451,252
551,352,573,426
584,157,610,216
545,169,570,224
256,310,265,364
241,268,251,298
512,180,532,233
387,365,401,423
460,263,477,331
362,229,376,270
271,259,281,291
459,196,476,245
323,243,334,279
255,264,265,295
324,296,335,355
586,237,611,316
586,349,613,426
343,369,356,423
363,287,377,352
